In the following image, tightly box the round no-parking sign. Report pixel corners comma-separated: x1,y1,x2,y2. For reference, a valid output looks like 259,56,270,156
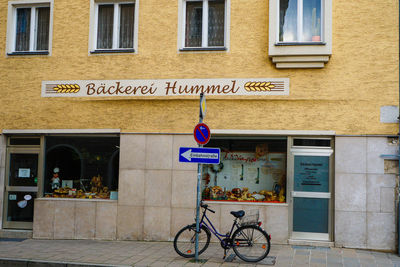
194,123,211,145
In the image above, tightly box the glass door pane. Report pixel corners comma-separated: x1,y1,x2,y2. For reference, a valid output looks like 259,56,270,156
9,153,38,186
294,155,329,192
7,192,36,223
293,197,329,233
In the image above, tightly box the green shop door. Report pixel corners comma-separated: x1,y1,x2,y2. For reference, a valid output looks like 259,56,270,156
290,141,333,241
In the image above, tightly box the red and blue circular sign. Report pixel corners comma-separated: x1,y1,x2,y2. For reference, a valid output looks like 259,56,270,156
194,123,211,145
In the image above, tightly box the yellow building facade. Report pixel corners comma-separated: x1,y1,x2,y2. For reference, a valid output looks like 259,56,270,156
0,0,398,252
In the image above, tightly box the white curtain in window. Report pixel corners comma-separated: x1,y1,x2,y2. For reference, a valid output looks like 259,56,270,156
97,4,114,49
185,2,202,47
303,0,321,41
119,4,134,48
36,7,50,50
16,8,31,51
208,0,224,47
279,0,297,42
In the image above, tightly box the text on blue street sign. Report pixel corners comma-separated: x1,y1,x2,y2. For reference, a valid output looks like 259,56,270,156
179,147,220,164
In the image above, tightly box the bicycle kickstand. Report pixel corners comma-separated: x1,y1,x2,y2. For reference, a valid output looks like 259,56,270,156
223,248,231,260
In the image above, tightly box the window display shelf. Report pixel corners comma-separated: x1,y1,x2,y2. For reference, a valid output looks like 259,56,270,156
203,200,288,206
36,197,116,202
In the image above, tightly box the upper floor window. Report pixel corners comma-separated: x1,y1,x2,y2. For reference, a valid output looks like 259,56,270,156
279,0,322,43
90,1,138,53
6,1,53,55
269,0,331,68
180,0,228,51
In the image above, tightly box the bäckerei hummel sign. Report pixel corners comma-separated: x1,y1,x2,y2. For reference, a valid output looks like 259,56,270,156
179,147,220,164
42,78,289,97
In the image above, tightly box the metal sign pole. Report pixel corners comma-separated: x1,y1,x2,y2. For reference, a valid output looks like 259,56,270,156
194,151,202,261
195,93,205,261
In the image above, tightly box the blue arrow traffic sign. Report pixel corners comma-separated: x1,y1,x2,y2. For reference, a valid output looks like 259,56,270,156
179,147,220,164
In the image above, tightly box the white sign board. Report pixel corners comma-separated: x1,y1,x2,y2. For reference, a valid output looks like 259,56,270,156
42,78,289,97
18,168,30,178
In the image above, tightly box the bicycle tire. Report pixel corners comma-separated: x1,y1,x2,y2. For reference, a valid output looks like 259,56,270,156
232,224,270,262
173,224,211,258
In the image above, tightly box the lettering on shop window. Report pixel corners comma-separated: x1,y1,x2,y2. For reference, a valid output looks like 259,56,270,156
294,156,329,192
42,78,289,97
223,153,261,163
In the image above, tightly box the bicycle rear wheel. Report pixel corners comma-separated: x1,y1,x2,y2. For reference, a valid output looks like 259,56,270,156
173,224,211,258
232,225,270,262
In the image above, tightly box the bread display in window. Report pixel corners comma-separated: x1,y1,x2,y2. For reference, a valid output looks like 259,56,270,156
201,139,287,203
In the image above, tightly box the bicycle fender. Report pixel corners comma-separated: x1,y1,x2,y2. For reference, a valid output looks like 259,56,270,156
253,225,271,241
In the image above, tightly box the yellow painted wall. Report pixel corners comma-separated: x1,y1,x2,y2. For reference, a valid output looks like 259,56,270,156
0,0,398,135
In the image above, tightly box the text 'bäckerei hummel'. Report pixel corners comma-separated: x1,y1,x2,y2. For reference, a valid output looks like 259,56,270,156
42,78,289,97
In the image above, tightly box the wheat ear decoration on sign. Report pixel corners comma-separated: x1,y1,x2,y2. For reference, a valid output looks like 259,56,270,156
244,82,275,92
53,84,80,93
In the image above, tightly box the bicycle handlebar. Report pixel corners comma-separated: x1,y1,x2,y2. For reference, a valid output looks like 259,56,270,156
201,202,215,213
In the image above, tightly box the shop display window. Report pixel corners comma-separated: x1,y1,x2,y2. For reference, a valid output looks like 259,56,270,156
44,136,120,199
202,138,287,203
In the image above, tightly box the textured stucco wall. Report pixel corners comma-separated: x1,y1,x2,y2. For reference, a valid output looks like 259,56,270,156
0,0,398,135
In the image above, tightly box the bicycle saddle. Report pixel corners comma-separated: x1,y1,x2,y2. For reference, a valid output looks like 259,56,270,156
230,210,245,218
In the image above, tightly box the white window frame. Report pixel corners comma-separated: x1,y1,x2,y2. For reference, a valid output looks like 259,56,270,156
178,0,230,51
89,0,139,54
268,0,332,68
6,0,53,56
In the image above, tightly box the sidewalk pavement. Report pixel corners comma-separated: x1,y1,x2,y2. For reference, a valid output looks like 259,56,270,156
0,238,400,267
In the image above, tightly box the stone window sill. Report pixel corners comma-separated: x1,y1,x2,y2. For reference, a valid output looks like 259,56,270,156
271,55,331,69
7,51,49,56
90,49,135,54
179,47,227,52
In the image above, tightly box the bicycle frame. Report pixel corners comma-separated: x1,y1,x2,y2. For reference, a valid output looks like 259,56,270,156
174,204,270,263
199,208,239,242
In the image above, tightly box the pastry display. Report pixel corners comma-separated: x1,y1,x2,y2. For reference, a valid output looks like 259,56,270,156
203,186,285,203
201,149,287,203
46,175,112,199
211,186,224,199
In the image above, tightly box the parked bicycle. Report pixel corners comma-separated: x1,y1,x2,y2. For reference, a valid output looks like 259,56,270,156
173,202,271,262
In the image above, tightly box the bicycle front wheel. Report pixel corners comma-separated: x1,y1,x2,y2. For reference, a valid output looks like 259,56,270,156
173,224,211,258
232,225,270,262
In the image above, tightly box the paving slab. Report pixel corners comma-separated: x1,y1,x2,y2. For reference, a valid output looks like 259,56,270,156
0,239,400,266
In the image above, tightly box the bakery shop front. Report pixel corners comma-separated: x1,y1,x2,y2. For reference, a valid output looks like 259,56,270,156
1,78,334,244
2,131,334,244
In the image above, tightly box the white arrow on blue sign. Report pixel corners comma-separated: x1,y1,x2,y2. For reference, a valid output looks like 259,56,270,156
179,147,220,164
